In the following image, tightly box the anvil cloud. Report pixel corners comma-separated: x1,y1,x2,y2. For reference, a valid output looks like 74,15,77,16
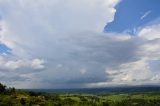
0,0,160,88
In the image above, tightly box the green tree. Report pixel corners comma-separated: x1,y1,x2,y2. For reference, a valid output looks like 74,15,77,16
0,83,6,93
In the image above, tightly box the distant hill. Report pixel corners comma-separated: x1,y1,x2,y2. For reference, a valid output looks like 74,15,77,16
25,85,160,94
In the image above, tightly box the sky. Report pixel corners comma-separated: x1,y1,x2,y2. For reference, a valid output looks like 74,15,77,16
105,0,160,35
0,0,160,89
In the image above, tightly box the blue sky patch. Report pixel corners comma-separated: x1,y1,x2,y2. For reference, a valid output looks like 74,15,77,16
0,43,11,55
105,0,160,35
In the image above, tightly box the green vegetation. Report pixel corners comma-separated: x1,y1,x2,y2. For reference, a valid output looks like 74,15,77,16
0,83,160,106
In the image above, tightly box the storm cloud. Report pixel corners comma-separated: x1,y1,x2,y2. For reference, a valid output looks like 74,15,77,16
0,0,160,88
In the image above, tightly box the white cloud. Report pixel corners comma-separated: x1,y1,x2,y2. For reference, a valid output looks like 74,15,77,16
31,59,45,69
87,22,160,88
138,23,160,40
0,0,120,58
0,0,120,88
0,55,44,71
103,23,160,87
0,0,160,89
140,10,151,20
108,59,152,82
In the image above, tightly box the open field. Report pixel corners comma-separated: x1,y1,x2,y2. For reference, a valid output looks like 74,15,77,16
1,83,160,106
1,90,160,106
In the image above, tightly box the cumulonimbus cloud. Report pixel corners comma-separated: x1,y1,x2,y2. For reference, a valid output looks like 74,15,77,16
0,0,160,88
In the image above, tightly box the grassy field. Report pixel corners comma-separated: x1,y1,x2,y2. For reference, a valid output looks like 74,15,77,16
1,90,160,106
0,83,160,106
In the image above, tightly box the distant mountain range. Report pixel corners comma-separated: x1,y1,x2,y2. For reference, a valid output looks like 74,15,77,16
24,85,160,94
